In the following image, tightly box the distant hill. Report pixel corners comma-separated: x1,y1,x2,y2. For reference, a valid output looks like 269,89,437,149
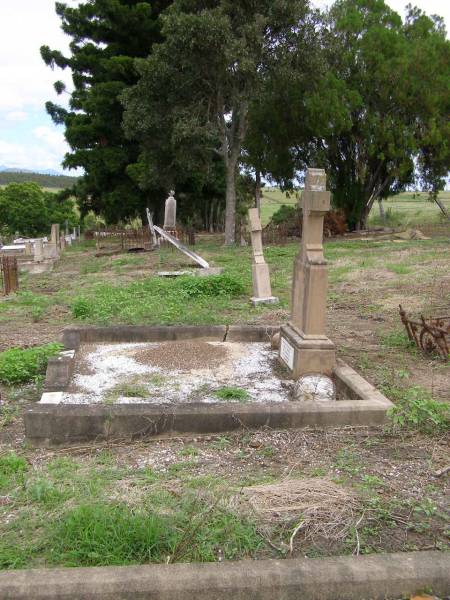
0,169,79,190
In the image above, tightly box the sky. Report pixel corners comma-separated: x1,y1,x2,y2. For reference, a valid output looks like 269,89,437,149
0,0,449,174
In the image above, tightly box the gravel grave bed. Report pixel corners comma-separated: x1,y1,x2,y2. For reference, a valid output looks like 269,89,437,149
63,341,291,404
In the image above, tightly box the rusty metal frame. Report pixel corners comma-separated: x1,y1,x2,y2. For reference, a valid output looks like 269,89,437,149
399,305,449,361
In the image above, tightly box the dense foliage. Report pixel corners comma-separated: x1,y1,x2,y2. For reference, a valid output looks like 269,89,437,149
0,183,79,237
41,0,172,223
44,0,449,233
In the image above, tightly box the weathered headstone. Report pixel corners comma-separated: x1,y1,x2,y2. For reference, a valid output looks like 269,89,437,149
34,239,44,263
50,224,60,246
163,191,176,229
279,168,336,378
59,233,66,251
73,227,77,240
24,241,33,256
248,208,278,306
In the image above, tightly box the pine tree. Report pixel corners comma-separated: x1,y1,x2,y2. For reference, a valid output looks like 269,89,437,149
41,0,172,223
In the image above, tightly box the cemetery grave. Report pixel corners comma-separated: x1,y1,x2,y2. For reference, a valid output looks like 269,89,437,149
0,178,448,581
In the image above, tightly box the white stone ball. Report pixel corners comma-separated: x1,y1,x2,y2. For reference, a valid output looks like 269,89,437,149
293,374,336,402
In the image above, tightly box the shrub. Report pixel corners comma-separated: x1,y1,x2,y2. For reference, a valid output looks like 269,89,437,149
175,274,244,298
388,386,450,434
0,343,63,385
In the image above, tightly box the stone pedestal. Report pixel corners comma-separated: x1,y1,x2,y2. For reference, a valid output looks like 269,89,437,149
163,191,176,229
279,168,335,378
248,208,278,306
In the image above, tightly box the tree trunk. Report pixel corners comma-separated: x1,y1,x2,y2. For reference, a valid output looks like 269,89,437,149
378,198,386,226
209,200,215,233
224,158,237,245
255,170,261,216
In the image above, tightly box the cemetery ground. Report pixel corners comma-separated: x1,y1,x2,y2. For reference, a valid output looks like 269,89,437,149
0,228,448,571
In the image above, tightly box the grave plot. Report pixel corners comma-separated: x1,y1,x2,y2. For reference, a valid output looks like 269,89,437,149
51,340,287,405
25,324,392,446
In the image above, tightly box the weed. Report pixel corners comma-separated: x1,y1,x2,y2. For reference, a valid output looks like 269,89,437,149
0,452,27,491
0,343,62,385
0,403,21,427
333,448,361,477
386,263,412,275
210,436,231,450
388,386,449,434
380,329,415,351
104,383,149,404
214,387,250,402
178,446,199,458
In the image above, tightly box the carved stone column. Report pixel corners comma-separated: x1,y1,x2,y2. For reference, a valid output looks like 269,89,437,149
248,208,278,306
279,168,335,377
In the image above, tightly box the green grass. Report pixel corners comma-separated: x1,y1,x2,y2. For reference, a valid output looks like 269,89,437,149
71,273,246,325
214,387,250,401
0,454,262,569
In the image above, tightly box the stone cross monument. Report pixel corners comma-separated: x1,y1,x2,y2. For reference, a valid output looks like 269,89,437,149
248,207,278,306
279,168,335,378
163,191,176,229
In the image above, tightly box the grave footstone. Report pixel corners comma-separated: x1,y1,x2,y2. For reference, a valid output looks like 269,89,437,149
279,168,336,378
248,208,278,306
163,191,177,229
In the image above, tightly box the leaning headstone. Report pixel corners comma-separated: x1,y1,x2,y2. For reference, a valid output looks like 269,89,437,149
279,168,336,378
163,190,177,229
154,226,209,269
34,239,44,263
248,208,278,306
146,207,158,247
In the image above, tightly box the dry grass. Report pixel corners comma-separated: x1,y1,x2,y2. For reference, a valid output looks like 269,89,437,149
235,477,361,550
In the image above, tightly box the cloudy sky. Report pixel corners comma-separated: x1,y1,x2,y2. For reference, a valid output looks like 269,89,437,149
0,0,448,174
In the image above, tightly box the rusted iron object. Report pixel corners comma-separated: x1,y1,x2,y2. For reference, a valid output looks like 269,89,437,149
399,305,449,361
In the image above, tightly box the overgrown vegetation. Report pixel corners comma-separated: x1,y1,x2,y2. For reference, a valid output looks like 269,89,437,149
72,274,245,324
0,343,62,385
214,387,250,402
388,386,449,434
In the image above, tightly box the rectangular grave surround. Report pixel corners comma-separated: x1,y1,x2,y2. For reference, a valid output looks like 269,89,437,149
24,326,393,446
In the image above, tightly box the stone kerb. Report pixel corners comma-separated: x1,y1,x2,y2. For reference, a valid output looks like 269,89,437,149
0,551,448,600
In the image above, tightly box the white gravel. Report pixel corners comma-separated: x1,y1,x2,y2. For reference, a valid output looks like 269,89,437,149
62,342,290,405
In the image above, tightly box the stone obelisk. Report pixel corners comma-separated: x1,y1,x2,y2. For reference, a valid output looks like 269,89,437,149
279,168,335,378
248,208,278,306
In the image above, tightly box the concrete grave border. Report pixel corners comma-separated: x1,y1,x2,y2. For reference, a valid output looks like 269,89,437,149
0,551,448,600
25,325,393,447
